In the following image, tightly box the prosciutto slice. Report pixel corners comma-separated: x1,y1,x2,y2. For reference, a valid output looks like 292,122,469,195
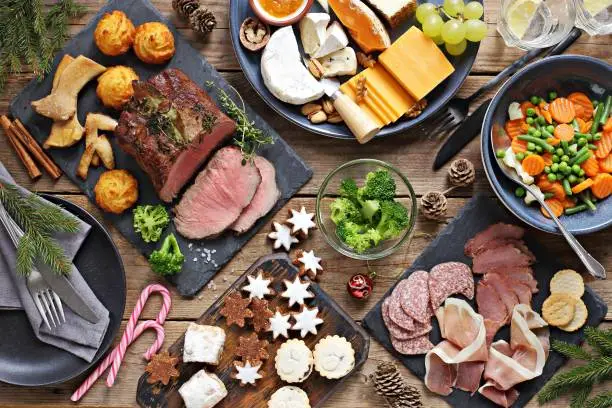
424,299,488,396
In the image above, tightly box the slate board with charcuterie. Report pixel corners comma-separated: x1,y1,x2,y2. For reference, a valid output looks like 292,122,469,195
362,194,608,408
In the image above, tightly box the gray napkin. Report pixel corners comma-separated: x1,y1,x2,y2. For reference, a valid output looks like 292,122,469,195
0,162,110,362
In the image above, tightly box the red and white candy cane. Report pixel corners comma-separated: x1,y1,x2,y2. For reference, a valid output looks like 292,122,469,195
70,284,172,401
107,284,171,387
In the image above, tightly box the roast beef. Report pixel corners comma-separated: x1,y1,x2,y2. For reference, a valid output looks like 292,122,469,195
472,244,534,274
464,223,525,257
174,146,261,239
231,156,281,234
115,69,236,202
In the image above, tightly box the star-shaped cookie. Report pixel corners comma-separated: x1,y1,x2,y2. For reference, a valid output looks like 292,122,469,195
250,297,274,332
242,269,275,299
281,276,314,307
287,206,316,238
232,360,264,386
220,292,253,328
145,351,180,385
268,222,299,251
294,249,323,280
236,333,269,363
267,309,292,340
292,305,324,338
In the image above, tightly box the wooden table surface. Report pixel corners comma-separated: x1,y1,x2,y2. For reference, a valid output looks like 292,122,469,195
0,1,610,407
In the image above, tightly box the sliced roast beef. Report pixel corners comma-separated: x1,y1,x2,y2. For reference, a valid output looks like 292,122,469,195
115,69,236,202
231,156,280,234
481,274,519,321
472,244,534,274
486,267,538,293
465,223,525,257
476,281,508,343
508,280,532,305
174,146,261,239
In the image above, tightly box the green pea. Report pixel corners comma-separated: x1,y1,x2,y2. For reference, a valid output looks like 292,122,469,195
572,164,581,174
577,177,586,183
587,133,593,141
594,133,602,141
548,173,557,182
537,116,547,125
533,130,542,138
526,108,536,117
561,155,570,162
552,155,560,163
527,142,536,151
579,169,585,177
563,165,572,175
549,91,558,101
544,166,551,174
535,145,543,153
515,152,525,161
496,149,506,159
515,187,526,198
559,162,569,171
530,96,541,105
556,148,565,156
557,172,565,180
546,125,555,133
526,117,534,125
551,163,559,172
578,138,587,147
568,174,578,184
528,127,536,135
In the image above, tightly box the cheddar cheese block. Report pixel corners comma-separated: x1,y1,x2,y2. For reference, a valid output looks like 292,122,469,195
328,0,391,53
379,27,455,101
340,64,416,127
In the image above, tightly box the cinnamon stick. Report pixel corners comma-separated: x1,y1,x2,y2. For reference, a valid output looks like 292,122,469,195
0,116,42,181
9,118,62,180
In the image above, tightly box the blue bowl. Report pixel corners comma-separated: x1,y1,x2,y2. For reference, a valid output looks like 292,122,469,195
482,55,612,235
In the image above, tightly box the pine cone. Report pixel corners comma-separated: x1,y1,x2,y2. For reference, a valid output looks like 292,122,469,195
448,158,476,187
371,362,408,398
189,7,217,36
421,191,448,220
172,0,200,18
391,386,424,408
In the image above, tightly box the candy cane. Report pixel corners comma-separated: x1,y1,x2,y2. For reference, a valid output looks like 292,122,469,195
107,284,171,387
70,320,165,402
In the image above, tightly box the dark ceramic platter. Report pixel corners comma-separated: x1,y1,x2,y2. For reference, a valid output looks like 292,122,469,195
0,195,126,386
10,0,313,297
229,0,481,140
362,194,608,408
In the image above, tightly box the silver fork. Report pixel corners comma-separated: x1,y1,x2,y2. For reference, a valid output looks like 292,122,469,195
0,204,65,330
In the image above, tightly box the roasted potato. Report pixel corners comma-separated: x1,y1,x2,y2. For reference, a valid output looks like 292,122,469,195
94,10,135,56
133,22,175,64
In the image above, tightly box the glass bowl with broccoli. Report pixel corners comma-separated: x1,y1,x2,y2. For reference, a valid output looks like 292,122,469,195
316,159,417,260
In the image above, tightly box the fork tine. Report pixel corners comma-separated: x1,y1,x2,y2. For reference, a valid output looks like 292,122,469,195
39,292,56,328
33,294,52,330
51,291,65,323
421,113,453,136
44,290,61,326
430,115,458,137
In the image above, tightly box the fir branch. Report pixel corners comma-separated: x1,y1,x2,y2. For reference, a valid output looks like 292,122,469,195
586,327,612,356
553,339,594,361
584,392,612,408
571,384,593,408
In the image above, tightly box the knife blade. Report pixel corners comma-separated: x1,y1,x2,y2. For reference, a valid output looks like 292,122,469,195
433,100,491,170
38,266,99,323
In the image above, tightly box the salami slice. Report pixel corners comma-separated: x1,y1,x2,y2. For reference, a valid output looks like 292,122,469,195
429,262,474,310
400,270,430,323
388,295,415,331
382,297,413,340
391,334,434,355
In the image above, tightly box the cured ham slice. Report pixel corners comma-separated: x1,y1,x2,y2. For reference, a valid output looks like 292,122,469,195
428,262,474,310
400,270,430,323
472,244,534,274
425,299,487,396
479,384,520,407
465,223,525,257
476,282,508,343
455,362,486,394
509,281,532,305
482,274,520,320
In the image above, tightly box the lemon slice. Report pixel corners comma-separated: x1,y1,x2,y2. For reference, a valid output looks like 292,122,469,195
583,0,612,16
506,0,542,39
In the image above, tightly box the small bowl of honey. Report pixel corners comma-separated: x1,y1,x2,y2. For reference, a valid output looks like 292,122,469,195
249,0,314,26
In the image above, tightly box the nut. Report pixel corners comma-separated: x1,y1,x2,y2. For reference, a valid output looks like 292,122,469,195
327,112,343,124
301,103,323,116
307,59,325,79
322,98,335,115
405,99,428,118
308,110,327,124
356,52,376,69
239,18,270,52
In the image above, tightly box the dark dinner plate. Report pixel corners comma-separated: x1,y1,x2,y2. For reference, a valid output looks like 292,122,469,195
0,195,126,386
229,0,481,140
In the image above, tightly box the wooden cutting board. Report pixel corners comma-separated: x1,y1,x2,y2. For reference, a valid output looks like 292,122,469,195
136,253,370,408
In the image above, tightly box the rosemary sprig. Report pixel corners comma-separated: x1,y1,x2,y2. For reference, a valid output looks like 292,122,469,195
0,182,80,276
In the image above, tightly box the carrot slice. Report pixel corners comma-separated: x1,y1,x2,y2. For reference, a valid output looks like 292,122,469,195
549,98,576,124
582,120,593,134
511,138,528,153
591,173,612,199
538,179,566,200
604,117,612,132
542,153,553,166
520,101,535,117
522,154,546,176
561,197,577,209
594,131,612,159
599,155,612,173
546,137,561,146
575,118,587,133
568,92,594,120
539,102,553,124
571,178,594,194
505,119,528,139
554,124,575,142
581,156,600,177
540,199,564,218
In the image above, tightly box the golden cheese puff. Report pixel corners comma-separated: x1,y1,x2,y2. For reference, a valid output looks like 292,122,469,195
133,22,175,65
97,66,139,110
94,10,136,56
94,169,138,214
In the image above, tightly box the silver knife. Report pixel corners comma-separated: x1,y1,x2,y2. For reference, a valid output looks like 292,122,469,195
37,263,99,323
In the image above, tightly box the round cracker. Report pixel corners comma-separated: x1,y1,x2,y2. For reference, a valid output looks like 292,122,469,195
542,293,577,327
559,298,588,332
550,269,584,299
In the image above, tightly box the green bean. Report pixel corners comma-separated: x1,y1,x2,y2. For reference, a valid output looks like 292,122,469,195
600,95,612,125
570,147,589,162
592,102,604,134
543,192,556,200
571,151,592,166
515,187,526,198
563,179,573,196
580,193,597,211
517,135,555,152
575,132,591,139
542,129,553,139
565,204,589,215
588,144,598,150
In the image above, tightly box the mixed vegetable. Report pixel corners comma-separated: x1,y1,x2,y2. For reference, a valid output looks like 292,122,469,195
330,169,410,253
498,91,612,218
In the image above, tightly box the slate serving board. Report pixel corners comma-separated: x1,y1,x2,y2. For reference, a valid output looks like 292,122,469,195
9,0,312,297
136,253,370,408
362,194,608,408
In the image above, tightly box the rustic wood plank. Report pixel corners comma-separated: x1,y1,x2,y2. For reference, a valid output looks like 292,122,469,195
0,321,608,407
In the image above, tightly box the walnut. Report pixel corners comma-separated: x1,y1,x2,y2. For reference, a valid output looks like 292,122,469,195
239,18,270,52
405,99,428,118
356,52,376,69
356,75,367,103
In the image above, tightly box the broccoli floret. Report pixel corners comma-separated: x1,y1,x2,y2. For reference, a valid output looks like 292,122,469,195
377,200,410,240
359,169,396,201
336,221,382,253
133,205,170,243
330,197,362,225
339,178,359,202
360,199,380,223
148,233,184,276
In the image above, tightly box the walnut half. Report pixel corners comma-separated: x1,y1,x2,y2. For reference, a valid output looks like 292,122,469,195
239,17,270,52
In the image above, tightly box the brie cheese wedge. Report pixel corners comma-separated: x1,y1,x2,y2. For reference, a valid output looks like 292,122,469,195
261,26,325,105
313,21,349,58
299,13,330,56
318,47,357,77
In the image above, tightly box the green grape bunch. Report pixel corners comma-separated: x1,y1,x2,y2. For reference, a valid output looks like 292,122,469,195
416,0,487,57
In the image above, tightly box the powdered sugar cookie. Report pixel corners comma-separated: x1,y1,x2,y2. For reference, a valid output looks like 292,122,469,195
293,249,323,280
286,207,316,238
292,305,323,338
232,360,264,386
281,276,314,307
242,269,275,299
269,222,299,251
268,309,292,340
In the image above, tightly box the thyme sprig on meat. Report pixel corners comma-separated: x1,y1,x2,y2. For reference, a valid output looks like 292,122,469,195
207,81,273,163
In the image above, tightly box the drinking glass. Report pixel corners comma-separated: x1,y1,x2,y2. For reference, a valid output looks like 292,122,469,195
497,0,577,49
574,0,612,35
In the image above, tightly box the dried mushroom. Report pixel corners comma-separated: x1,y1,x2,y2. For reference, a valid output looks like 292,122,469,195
239,18,270,52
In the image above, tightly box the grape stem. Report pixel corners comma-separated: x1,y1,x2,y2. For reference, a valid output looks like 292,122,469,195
439,7,465,22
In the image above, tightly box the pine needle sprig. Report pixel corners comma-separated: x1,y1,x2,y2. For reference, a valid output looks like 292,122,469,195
571,385,593,408
584,392,612,408
553,339,595,361
585,326,612,356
